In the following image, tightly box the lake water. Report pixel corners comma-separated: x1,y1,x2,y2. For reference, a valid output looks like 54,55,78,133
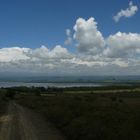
0,82,102,88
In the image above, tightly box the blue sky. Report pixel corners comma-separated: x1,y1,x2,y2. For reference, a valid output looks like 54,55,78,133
0,0,139,49
0,0,140,76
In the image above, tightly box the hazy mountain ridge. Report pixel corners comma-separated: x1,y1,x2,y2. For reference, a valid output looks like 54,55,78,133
0,76,140,83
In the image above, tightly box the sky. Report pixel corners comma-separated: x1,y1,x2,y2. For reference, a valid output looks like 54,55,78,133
0,0,140,76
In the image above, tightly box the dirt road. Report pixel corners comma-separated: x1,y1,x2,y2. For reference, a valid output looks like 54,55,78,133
0,102,66,140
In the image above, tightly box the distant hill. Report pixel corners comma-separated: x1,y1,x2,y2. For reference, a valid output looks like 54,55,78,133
0,75,140,83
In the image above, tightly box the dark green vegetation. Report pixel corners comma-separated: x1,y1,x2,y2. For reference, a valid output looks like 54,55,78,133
0,89,9,127
1,85,140,140
0,89,8,112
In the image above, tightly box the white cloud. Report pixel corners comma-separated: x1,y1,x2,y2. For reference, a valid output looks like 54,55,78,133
64,29,73,45
113,1,138,22
28,45,72,60
73,17,105,55
1,17,140,75
106,32,140,58
48,45,73,59
0,45,75,74
66,29,71,36
0,47,30,62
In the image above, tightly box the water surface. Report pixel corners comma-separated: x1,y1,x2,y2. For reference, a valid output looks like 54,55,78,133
0,82,102,88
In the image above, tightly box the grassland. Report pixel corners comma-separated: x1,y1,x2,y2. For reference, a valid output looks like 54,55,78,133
0,85,140,139
0,89,9,128
10,85,140,140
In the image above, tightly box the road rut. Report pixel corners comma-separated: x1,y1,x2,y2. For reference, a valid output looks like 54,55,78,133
0,102,65,140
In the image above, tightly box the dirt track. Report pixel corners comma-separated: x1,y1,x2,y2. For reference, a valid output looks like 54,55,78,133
0,102,65,140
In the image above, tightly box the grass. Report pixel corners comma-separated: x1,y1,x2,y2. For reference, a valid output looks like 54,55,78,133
15,86,140,140
0,89,9,127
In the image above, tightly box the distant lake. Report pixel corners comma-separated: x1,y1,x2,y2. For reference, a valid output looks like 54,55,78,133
0,82,102,88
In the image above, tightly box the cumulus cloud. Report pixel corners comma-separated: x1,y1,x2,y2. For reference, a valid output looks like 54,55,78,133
28,45,72,60
64,29,73,45
66,29,71,36
73,17,105,55
0,47,30,62
113,1,138,22
0,45,74,73
1,17,140,75
106,32,140,58
0,45,72,63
